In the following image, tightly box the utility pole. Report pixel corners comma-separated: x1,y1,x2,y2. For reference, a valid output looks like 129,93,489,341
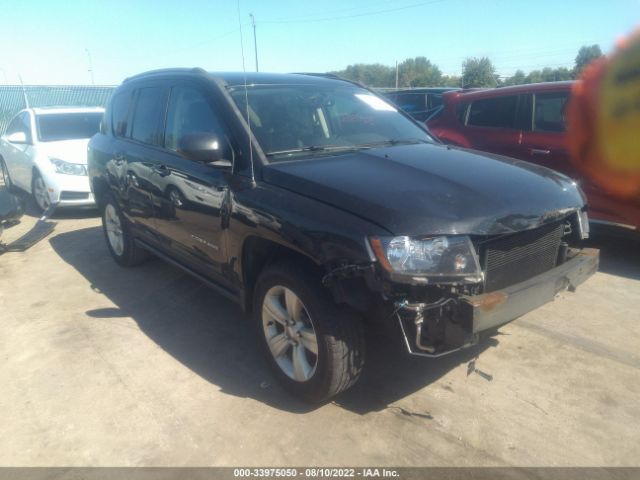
249,13,259,72
85,49,95,85
395,61,399,89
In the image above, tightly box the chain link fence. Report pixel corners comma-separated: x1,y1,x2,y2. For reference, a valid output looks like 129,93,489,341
0,85,116,134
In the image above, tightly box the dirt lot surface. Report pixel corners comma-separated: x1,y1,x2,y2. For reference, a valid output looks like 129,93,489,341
1,193,639,467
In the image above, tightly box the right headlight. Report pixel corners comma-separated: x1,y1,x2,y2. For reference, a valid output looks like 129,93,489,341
369,235,482,283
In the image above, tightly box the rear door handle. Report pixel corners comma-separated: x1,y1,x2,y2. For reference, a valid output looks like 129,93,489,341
152,164,171,177
530,148,551,155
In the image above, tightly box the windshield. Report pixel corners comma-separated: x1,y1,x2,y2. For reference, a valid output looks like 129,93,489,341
229,84,434,161
36,112,103,142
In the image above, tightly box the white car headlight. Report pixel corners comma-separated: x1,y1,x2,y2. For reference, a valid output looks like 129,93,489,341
369,235,482,282
50,158,87,176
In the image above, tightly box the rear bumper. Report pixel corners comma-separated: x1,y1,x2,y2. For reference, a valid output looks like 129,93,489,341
397,248,599,357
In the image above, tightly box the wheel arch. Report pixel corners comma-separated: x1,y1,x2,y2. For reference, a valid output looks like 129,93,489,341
240,235,325,314
91,176,110,211
0,154,8,178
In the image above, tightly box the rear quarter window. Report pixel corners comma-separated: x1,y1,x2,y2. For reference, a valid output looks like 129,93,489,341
467,95,518,129
426,94,444,110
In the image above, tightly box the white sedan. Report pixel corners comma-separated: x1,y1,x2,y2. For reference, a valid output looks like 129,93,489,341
0,107,104,211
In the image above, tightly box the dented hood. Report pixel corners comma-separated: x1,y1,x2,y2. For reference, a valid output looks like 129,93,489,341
262,143,585,236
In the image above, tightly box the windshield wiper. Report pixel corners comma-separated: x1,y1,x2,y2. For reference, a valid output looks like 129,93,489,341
354,138,431,149
266,145,358,157
266,139,431,157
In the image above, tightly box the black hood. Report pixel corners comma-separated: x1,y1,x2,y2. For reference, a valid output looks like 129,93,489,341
262,143,585,236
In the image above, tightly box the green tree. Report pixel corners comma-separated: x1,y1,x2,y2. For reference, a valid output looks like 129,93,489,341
462,57,497,88
441,75,461,87
574,44,603,75
503,69,526,86
525,69,544,84
397,56,442,87
331,63,394,87
553,67,573,81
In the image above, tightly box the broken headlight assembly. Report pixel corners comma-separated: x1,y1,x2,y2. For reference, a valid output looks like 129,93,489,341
369,235,483,284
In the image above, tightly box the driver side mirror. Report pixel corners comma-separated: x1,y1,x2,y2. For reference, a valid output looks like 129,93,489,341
178,132,232,168
6,131,28,144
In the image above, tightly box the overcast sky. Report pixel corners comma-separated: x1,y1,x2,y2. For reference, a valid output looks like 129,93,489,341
1,0,638,85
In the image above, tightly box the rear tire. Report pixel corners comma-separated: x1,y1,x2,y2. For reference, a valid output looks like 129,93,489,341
101,193,149,267
253,262,365,402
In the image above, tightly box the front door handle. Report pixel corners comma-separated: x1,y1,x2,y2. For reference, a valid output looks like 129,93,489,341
153,164,171,177
530,148,551,155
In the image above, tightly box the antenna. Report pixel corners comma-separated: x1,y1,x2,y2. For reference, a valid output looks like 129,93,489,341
250,13,259,72
85,49,95,85
18,74,29,109
237,0,256,186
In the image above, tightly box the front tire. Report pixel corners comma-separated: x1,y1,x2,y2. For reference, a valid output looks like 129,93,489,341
253,263,365,402
0,158,16,193
102,194,149,267
31,172,51,212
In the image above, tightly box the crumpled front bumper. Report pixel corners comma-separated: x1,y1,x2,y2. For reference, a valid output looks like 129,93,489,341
397,248,599,357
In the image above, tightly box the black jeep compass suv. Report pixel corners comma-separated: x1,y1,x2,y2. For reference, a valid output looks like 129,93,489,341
88,68,598,402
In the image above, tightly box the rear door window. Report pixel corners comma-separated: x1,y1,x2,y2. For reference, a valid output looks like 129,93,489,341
467,95,518,129
111,92,132,137
130,87,168,146
533,92,569,132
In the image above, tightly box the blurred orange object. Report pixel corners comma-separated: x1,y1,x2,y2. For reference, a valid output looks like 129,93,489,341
567,29,640,199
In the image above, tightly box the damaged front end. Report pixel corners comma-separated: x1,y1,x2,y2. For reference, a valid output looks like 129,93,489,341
394,245,597,356
342,209,599,357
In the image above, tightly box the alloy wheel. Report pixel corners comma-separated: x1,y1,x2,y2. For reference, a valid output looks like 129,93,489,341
262,285,319,382
104,203,124,256
33,176,50,210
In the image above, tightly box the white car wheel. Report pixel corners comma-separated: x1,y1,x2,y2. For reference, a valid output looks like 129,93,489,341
32,174,50,211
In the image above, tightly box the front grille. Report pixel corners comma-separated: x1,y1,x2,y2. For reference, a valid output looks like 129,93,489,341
482,222,564,292
60,191,89,201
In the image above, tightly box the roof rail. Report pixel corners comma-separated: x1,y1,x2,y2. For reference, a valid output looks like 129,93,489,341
123,67,207,83
292,72,367,89
291,72,341,80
